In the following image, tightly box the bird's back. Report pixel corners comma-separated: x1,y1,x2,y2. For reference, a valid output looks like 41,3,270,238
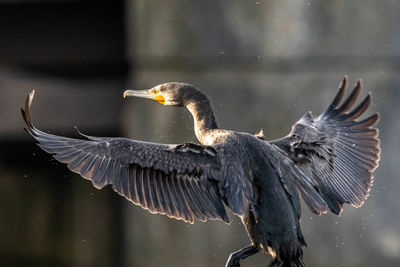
233,137,304,264
210,133,305,265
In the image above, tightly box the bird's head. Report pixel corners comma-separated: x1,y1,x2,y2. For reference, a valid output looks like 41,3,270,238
124,82,200,107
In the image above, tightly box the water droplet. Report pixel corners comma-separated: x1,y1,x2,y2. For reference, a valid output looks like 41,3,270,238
255,1,260,4
24,174,28,178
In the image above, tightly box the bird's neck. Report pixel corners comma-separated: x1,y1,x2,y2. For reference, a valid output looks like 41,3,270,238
185,96,219,146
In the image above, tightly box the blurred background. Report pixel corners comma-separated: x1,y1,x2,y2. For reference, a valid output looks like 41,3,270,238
0,0,399,266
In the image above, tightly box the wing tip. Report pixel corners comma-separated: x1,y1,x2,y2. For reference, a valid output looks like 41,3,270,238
341,75,349,89
334,76,348,106
322,75,349,116
357,78,362,88
21,89,37,136
322,77,378,123
337,79,362,113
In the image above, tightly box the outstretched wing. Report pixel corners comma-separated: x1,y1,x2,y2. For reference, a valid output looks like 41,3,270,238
22,90,229,224
270,77,380,215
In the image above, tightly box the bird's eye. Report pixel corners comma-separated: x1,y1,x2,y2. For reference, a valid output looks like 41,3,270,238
150,88,158,95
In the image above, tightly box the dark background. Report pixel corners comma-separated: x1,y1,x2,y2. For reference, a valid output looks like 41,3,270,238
1,0,399,266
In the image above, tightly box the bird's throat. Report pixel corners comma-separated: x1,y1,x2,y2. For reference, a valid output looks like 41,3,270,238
186,98,219,146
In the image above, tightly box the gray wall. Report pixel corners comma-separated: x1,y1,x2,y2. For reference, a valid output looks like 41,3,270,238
1,0,399,266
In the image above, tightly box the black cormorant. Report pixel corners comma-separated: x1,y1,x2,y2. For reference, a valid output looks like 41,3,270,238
22,76,380,267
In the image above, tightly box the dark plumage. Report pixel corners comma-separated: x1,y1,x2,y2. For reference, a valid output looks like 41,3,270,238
22,77,380,267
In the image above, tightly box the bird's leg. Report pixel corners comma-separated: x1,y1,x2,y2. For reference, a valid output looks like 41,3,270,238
225,244,258,267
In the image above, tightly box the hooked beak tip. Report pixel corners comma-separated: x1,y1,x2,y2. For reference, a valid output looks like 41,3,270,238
123,89,135,99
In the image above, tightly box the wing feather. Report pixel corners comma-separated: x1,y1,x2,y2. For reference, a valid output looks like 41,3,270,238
335,80,361,114
181,176,207,221
153,171,166,214
147,169,158,212
22,90,229,224
324,76,347,115
271,77,380,215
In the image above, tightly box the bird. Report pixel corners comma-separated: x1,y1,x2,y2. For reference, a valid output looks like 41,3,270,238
21,76,380,267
